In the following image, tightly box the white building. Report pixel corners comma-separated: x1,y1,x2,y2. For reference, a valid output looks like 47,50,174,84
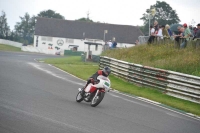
34,17,144,56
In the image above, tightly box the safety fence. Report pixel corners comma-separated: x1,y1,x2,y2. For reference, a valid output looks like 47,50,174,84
99,56,200,104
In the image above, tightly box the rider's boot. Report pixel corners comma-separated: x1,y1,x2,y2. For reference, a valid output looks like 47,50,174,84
80,87,85,96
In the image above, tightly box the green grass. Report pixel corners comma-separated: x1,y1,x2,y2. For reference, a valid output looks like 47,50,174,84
102,44,200,77
44,56,98,79
44,56,200,116
0,44,21,52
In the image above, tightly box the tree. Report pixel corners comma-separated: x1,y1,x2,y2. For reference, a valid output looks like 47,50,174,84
76,17,93,22
37,9,65,19
140,1,180,35
0,11,10,39
14,13,36,44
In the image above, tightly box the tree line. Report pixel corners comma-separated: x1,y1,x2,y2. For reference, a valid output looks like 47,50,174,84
140,1,180,35
0,1,180,44
0,9,67,44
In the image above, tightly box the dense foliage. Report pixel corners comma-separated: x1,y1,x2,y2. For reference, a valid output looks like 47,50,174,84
140,1,180,35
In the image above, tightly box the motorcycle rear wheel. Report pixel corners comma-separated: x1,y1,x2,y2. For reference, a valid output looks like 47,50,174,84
91,92,105,107
76,92,84,102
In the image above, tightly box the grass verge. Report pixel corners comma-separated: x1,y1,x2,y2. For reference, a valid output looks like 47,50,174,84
0,44,21,52
43,56,200,116
102,44,200,77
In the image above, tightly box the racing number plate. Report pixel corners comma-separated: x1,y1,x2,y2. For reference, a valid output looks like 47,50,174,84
104,82,110,87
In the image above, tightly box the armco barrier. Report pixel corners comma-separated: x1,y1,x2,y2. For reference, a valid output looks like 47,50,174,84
100,56,200,103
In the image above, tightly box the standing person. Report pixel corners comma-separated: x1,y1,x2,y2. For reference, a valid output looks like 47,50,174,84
189,25,194,37
180,23,191,48
156,25,163,40
148,25,155,44
166,24,173,37
194,23,200,38
194,23,200,48
193,27,198,36
107,40,113,49
112,41,117,48
135,40,139,45
153,21,159,42
154,20,159,33
162,25,169,37
162,25,170,43
174,26,183,48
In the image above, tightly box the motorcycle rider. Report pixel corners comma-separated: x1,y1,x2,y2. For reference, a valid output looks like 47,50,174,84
80,66,111,96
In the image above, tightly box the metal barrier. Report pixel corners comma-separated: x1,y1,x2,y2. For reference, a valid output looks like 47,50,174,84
100,56,200,103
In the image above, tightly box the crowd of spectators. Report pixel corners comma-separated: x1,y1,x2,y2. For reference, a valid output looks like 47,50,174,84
148,20,200,49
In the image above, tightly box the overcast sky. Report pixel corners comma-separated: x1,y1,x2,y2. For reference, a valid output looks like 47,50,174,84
0,0,199,30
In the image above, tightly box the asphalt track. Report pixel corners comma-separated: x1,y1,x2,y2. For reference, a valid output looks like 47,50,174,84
0,51,200,133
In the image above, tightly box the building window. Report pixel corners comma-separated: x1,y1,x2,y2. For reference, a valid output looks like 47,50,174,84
47,37,52,41
66,38,74,43
68,39,74,43
41,37,46,41
41,36,52,42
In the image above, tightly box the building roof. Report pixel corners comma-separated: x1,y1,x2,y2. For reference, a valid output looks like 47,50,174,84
35,17,144,44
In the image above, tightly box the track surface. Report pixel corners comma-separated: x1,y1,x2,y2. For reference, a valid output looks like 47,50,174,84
0,51,199,133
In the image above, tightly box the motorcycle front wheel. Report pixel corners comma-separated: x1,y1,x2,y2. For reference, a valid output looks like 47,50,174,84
91,92,105,107
76,92,84,102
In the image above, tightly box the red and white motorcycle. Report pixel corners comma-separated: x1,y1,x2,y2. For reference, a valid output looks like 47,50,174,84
76,75,111,107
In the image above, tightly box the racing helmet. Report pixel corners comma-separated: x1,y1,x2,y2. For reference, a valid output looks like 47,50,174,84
103,66,111,76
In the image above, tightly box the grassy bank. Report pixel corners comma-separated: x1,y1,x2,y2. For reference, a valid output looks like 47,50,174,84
43,56,200,116
102,44,200,77
0,44,21,52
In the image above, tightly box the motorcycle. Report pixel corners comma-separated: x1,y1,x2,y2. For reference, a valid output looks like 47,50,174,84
76,75,111,107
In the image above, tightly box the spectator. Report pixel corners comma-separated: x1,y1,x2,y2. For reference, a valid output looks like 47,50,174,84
148,25,155,44
107,40,113,49
162,25,169,38
156,25,163,40
180,23,191,48
193,27,198,35
194,23,200,48
154,20,159,34
112,41,117,48
135,40,139,45
166,24,173,37
195,23,200,38
173,26,183,48
189,25,194,37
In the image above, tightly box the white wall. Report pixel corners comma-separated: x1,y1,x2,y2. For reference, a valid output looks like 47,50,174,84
34,35,104,55
0,39,23,48
21,46,60,55
33,35,135,55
